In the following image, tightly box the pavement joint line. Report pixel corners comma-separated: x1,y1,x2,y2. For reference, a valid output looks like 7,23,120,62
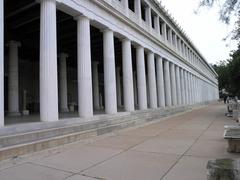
79,130,162,174
160,104,217,180
0,104,216,179
78,173,105,180
79,106,208,176
28,161,77,174
63,173,102,180
62,173,80,180
0,161,30,173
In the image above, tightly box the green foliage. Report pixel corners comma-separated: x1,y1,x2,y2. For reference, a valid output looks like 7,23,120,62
213,47,240,96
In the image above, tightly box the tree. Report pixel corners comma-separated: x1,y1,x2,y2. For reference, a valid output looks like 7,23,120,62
227,47,240,95
199,0,240,40
199,0,240,97
212,47,240,97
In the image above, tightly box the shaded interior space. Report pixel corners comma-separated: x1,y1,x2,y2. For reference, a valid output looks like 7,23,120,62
3,0,130,125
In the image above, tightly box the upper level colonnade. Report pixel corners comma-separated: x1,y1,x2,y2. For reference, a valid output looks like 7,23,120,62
0,0,219,127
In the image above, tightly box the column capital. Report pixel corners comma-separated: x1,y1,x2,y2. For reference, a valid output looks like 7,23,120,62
74,14,91,21
134,44,144,50
101,27,115,34
6,41,21,48
58,53,68,59
156,55,163,60
146,49,154,55
121,37,131,42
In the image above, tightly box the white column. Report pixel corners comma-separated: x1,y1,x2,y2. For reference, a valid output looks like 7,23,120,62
170,63,177,106
136,46,147,110
180,68,186,105
169,29,173,46
163,60,172,106
155,16,160,33
175,66,181,106
147,51,157,108
40,0,58,122
146,6,151,27
7,41,21,116
156,56,165,108
189,73,193,104
103,29,117,114
59,53,69,112
163,22,167,41
183,70,188,105
0,0,4,126
116,67,122,107
122,0,129,16
77,15,93,117
93,61,100,110
190,74,194,104
186,72,191,104
122,39,134,111
135,0,142,21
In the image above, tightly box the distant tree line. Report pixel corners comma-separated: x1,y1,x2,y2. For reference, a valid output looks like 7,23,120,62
212,49,240,97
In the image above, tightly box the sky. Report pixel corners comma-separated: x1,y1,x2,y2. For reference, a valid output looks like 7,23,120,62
159,0,238,64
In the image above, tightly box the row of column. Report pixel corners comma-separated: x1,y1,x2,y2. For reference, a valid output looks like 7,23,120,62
0,0,219,126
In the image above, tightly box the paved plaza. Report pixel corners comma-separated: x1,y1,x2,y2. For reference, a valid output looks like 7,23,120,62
0,103,239,180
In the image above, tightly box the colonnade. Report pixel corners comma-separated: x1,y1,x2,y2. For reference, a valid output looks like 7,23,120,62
0,0,219,126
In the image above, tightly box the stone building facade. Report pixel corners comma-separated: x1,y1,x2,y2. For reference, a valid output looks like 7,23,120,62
0,0,219,127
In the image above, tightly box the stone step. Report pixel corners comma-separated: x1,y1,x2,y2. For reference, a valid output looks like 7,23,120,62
0,106,189,161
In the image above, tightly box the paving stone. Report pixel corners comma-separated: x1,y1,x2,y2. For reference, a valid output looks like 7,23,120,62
31,145,122,173
186,139,239,158
162,156,209,180
83,150,179,180
0,162,71,180
132,138,195,155
87,135,147,150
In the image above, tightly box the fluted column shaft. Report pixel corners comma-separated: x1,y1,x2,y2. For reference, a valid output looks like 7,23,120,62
40,0,58,122
116,67,122,107
183,70,188,105
147,51,157,108
180,68,186,105
77,16,93,117
186,72,191,104
156,56,165,107
93,61,100,110
170,63,177,106
103,29,117,114
146,7,151,27
7,41,21,116
135,0,142,21
122,39,134,111
0,0,4,126
155,16,160,33
175,66,181,105
136,46,147,110
190,74,194,104
59,53,69,112
163,60,172,106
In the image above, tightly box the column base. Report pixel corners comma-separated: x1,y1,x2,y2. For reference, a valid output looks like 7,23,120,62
7,112,21,117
